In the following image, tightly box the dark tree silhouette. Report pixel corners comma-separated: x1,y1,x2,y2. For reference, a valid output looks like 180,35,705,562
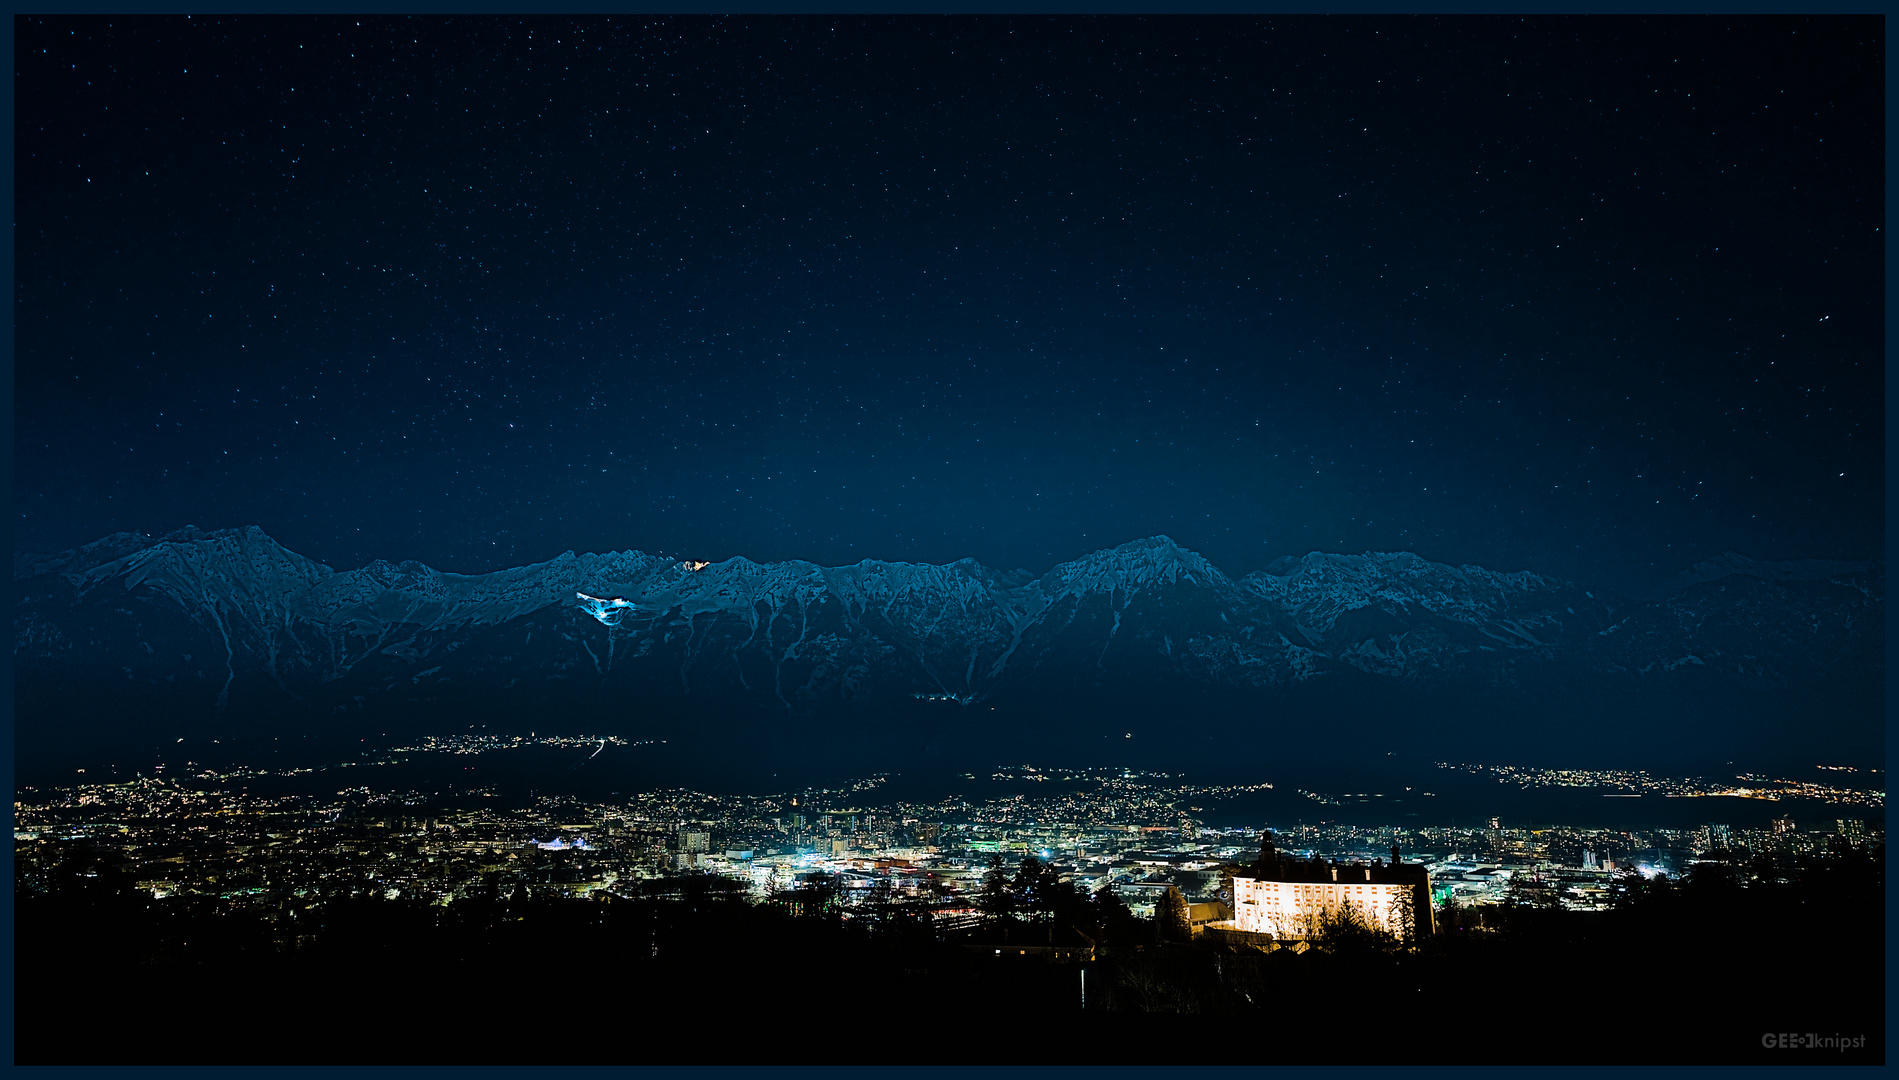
1315,897,1394,956
1012,856,1048,914
979,853,1014,924
1390,888,1418,947
1089,882,1142,946
1155,886,1192,944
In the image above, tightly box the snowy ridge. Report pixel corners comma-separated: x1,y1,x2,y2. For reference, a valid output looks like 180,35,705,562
13,526,1883,711
1242,551,1566,642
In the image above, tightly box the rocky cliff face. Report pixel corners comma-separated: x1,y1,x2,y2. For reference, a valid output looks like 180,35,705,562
15,527,1881,730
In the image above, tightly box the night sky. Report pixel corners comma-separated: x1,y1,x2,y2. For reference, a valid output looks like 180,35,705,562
15,16,1883,589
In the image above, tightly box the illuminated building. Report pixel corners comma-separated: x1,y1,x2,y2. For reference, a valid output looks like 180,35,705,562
1227,831,1434,940
1187,901,1231,936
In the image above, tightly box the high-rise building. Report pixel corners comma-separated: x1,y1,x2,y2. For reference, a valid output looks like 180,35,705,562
1837,819,1867,847
678,828,711,854
1710,823,1732,850
1771,818,1796,836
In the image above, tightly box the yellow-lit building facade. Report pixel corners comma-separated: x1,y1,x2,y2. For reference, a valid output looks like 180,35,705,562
1232,870,1413,938
1228,834,1434,940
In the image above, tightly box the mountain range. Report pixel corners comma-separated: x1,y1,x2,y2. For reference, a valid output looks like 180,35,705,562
13,527,1882,775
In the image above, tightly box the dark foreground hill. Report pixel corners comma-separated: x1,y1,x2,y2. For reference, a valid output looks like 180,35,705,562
14,839,1884,1065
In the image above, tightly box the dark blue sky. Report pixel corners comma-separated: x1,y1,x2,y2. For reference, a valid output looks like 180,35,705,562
15,16,1883,587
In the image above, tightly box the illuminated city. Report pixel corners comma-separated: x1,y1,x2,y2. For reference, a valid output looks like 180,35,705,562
17,736,1884,920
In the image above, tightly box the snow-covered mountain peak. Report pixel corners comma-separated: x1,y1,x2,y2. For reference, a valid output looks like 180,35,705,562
1234,549,1574,646
110,525,336,594
1037,534,1234,600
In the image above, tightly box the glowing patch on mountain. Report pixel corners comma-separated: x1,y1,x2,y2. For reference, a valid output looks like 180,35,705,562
577,592,635,627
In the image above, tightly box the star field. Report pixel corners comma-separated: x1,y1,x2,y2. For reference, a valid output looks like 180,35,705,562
15,16,1882,586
